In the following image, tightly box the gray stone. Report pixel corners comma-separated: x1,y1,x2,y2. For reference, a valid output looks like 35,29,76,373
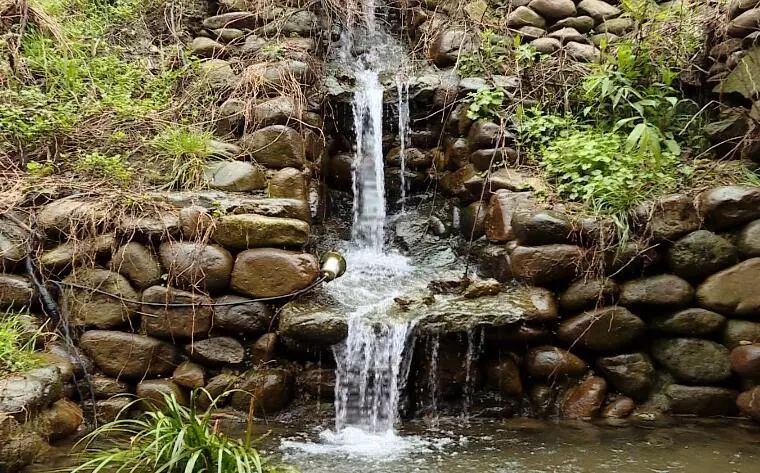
510,244,586,285
650,308,726,336
191,37,226,58
697,258,760,317
530,37,562,53
596,17,635,35
117,212,180,241
203,161,266,191
36,199,105,237
231,248,318,298
141,286,213,339
0,218,29,270
0,366,63,421
557,306,645,352
460,201,487,239
202,12,257,30
428,29,477,66
528,0,576,19
517,26,546,41
198,59,235,90
728,8,760,37
269,167,309,201
40,233,114,271
597,353,655,401
239,125,306,169
186,337,245,366
619,274,694,309
700,186,760,230
548,27,586,44
737,219,760,257
214,214,309,250
667,230,738,281
60,269,137,329
550,16,594,33
512,209,574,245
278,298,348,346
633,194,700,242
251,96,299,126
525,346,587,378
652,338,731,384
507,6,547,28
136,379,188,409
564,41,601,62
0,274,34,310
159,241,233,293
666,385,739,416
468,121,505,149
110,242,162,289
577,0,621,22
560,278,619,312
80,330,179,379
724,319,760,349
213,295,273,333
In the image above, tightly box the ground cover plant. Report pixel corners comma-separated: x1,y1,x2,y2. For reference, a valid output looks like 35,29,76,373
0,311,42,376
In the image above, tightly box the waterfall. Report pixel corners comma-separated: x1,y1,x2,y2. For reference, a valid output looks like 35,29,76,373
396,76,410,211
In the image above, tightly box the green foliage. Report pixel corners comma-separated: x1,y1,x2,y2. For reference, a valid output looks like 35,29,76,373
68,390,290,473
151,127,216,190
75,151,133,182
26,160,56,178
457,29,509,77
0,312,42,376
259,43,286,61
466,87,506,121
516,106,576,152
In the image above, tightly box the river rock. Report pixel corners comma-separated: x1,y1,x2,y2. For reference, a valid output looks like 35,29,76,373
136,379,188,409
597,353,655,400
737,386,760,420
724,320,760,348
562,376,607,419
487,358,523,396
0,366,63,421
619,274,694,310
35,399,83,441
564,42,601,62
531,37,562,53
269,167,309,201
110,242,162,289
186,337,245,366
240,125,306,169
214,214,309,250
596,17,634,35
36,199,105,237
649,308,726,336
525,346,587,378
548,27,586,44
191,37,226,58
40,233,114,270
652,338,731,384
0,218,29,270
141,286,213,339
278,297,348,346
551,15,594,33
203,12,257,30
509,244,586,285
700,186,760,230
697,258,760,317
464,278,501,299
428,29,475,66
172,361,205,389
231,248,318,298
250,333,277,364
117,212,180,242
159,242,233,293
577,0,621,22
507,6,546,28
602,396,635,418
512,209,574,245
213,295,273,333
179,206,214,240
634,194,700,242
203,161,266,191
468,121,504,150
559,278,619,311
529,0,576,19
81,396,132,424
730,344,760,380
737,220,760,257
230,368,294,414
602,240,661,278
251,96,298,127
469,147,517,172
87,375,131,399
80,331,179,379
0,413,44,470
461,201,487,239
0,274,34,309
728,8,760,37
517,26,545,41
666,385,739,416
667,230,738,281
729,0,760,18
557,307,645,352
60,269,137,329
484,191,536,242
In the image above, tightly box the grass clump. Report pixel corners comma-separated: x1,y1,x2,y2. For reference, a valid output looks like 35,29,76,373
69,391,291,473
75,151,133,183
151,127,217,190
0,312,42,376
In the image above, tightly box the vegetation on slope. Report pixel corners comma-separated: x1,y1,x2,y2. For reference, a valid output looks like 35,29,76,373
0,311,42,376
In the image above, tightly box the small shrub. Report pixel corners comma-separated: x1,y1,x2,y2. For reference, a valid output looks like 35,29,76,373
466,86,506,121
75,151,132,182
457,29,509,77
26,160,56,178
151,127,216,190
0,312,42,376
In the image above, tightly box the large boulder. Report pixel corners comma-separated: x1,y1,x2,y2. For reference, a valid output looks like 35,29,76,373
730,344,760,380
484,191,536,242
509,244,586,285
529,0,576,19
141,286,213,339
231,249,318,298
666,385,739,416
525,346,587,378
214,214,309,250
230,368,294,414
737,219,760,257
159,242,233,293
110,242,162,289
557,307,644,352
619,274,694,309
185,337,245,366
0,274,35,310
213,295,273,333
700,186,760,230
649,308,726,336
239,125,306,169
277,297,348,346
80,331,179,379
561,376,606,419
697,258,760,317
667,230,738,281
559,278,619,311
651,338,731,384
60,269,137,329
0,366,63,421
597,353,654,400
511,209,574,245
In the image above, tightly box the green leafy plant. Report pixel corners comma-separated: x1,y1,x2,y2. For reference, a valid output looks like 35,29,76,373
151,127,216,190
457,29,509,77
75,151,133,182
0,312,42,376
26,160,56,178
466,86,506,121
516,107,576,152
259,43,286,61
68,390,290,473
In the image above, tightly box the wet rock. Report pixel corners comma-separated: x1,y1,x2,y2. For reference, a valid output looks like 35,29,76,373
510,244,586,285
250,333,277,364
470,148,517,172
0,413,44,470
667,230,738,281
270,167,309,201
464,278,501,299
577,0,621,22
231,368,294,414
172,361,206,389
558,307,645,352
529,0,576,19
191,37,226,58
80,331,179,379
87,375,130,399
559,278,619,312
724,320,760,349
597,353,655,400
633,194,699,242
602,396,635,418
35,399,82,441
0,366,63,421
199,373,238,408
530,384,555,417
231,248,318,298
136,379,188,409
697,258,760,317
0,274,34,310
203,161,266,192
737,220,760,258
159,242,233,293
47,344,92,378
525,346,587,378
468,121,505,150
428,29,476,66
602,240,661,278
278,298,348,346
203,12,257,30
652,338,731,384
487,358,523,396
486,324,551,346
240,125,306,169
507,6,547,28
186,337,244,366
82,396,133,424
730,344,760,380
484,191,536,243
440,165,478,200
299,368,335,400
729,0,760,19
619,274,694,309
214,214,309,250
213,295,273,333
141,286,213,339
110,242,162,289
562,376,607,419
444,137,470,169
474,245,511,282
666,385,739,416
512,209,574,245
737,386,760,420
650,308,726,336
60,269,137,329
40,233,113,270
700,186,760,230
179,206,214,240
460,201,487,239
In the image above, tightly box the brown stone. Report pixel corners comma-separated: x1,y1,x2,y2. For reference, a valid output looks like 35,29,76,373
634,194,700,242
0,274,35,310
562,376,607,419
730,344,760,380
136,379,188,409
159,242,233,293
40,233,114,271
35,399,83,441
509,244,586,285
619,274,694,309
141,286,213,339
269,167,309,201
80,331,179,380
597,353,654,401
185,337,245,366
602,397,635,418
172,361,206,389
231,249,318,298
667,385,739,416
214,214,309,250
700,186,760,230
179,206,215,240
484,191,536,242
697,258,760,317
251,333,278,364
60,269,137,329
737,386,760,421
487,358,523,396
110,242,162,289
557,307,644,352
230,368,294,414
560,278,619,311
460,201,487,239
525,346,587,378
